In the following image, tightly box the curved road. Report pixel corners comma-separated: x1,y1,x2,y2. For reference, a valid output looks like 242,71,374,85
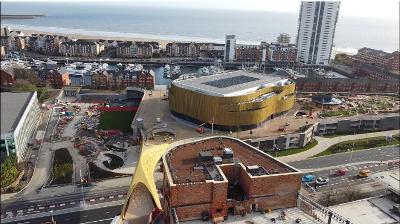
280,130,400,162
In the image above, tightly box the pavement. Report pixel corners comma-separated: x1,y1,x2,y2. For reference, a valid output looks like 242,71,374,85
280,130,400,162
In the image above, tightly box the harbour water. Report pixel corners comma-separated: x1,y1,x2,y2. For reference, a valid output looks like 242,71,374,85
2,2,398,53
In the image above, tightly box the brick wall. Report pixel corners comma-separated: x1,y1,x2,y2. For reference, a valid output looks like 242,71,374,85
170,182,213,206
175,203,210,221
249,174,302,197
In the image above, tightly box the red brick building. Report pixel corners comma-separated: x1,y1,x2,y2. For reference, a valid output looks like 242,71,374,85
162,137,302,223
108,70,155,90
268,43,297,63
235,44,262,62
38,69,70,88
0,69,15,87
353,47,399,72
295,78,400,94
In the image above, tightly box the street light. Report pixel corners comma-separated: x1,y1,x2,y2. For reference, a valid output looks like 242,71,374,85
50,210,55,224
80,169,86,207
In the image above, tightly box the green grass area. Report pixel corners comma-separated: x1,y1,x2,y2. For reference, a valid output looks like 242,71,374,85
99,111,134,133
51,148,73,185
0,155,21,192
268,139,318,157
320,110,356,118
313,135,400,157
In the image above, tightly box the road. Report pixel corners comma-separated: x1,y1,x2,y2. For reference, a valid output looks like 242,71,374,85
289,145,400,169
280,130,400,162
301,162,399,193
3,205,122,224
1,187,128,221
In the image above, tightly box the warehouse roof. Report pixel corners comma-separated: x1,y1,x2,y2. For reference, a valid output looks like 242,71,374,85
172,71,289,97
1,92,34,134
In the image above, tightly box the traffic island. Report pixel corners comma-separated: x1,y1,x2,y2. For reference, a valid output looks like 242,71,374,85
313,135,400,157
49,148,73,185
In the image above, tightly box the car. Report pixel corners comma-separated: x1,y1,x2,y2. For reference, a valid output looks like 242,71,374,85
358,169,371,178
315,176,329,185
302,174,314,183
333,167,348,177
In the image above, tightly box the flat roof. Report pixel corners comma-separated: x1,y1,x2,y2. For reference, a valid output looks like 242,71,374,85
1,92,34,134
330,197,398,224
165,137,299,184
172,71,288,97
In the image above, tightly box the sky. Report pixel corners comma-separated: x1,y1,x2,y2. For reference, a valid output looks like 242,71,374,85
2,0,399,19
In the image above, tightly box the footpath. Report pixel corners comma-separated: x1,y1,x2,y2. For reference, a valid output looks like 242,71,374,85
280,130,400,163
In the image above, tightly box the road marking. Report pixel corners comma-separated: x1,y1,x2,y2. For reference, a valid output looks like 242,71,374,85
80,218,114,224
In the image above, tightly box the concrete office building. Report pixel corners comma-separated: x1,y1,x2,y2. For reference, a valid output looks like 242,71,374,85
317,114,400,136
1,92,40,162
296,1,340,65
224,35,236,62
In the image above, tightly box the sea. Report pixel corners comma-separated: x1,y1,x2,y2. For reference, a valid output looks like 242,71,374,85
1,2,399,54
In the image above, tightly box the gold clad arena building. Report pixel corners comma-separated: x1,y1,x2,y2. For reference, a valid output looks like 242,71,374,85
169,71,296,131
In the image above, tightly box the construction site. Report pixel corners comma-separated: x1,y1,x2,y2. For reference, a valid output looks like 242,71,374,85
162,137,302,223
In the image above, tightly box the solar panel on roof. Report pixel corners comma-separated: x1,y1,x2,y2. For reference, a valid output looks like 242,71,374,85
202,75,260,88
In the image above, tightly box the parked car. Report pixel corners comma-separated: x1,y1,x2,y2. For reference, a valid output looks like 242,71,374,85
315,176,329,185
302,174,315,183
357,169,371,178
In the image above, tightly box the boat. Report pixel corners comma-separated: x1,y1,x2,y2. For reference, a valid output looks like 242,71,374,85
163,64,171,78
170,65,181,79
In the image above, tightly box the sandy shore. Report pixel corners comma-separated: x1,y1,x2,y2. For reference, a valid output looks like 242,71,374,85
20,29,173,47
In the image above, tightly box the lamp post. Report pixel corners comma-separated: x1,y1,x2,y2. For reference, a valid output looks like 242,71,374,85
80,169,86,207
50,210,55,224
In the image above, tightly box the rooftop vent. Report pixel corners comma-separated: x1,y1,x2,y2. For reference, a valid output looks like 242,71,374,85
223,147,233,159
213,156,223,165
198,151,213,162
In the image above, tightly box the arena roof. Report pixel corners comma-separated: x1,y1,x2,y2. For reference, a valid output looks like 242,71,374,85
172,71,288,97
1,92,34,134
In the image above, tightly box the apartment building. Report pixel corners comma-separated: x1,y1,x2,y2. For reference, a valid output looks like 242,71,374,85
296,1,340,65
38,69,70,88
60,39,104,57
116,41,160,58
353,48,400,72
268,43,297,63
224,35,236,62
166,42,200,57
235,44,262,62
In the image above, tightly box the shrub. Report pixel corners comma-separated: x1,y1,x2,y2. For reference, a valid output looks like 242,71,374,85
0,155,20,190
